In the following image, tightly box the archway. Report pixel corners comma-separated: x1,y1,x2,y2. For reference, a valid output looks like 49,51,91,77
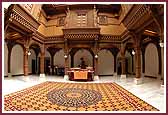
53,49,65,76
28,49,36,74
145,43,159,78
74,49,93,68
125,50,132,74
44,49,51,75
98,49,114,76
11,44,24,75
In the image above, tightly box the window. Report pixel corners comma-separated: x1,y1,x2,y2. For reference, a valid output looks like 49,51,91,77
76,13,87,27
98,15,108,25
23,4,33,13
58,17,65,26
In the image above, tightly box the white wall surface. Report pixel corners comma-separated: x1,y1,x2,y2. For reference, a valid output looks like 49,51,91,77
54,49,65,67
98,49,114,75
125,51,132,74
145,43,159,78
11,44,24,75
4,42,8,76
74,49,93,67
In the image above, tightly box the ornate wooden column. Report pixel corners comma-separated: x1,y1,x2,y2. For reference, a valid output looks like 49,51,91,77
23,37,30,76
50,55,54,75
120,43,126,79
6,40,14,77
64,38,69,80
135,46,141,78
40,44,45,77
114,55,117,73
134,38,143,85
94,38,99,80
159,34,164,86
24,47,29,76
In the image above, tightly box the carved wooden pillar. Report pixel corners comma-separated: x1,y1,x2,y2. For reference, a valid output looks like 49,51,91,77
93,5,98,27
71,54,74,68
120,43,126,78
159,33,164,86
51,54,54,75
24,47,29,76
7,41,13,77
40,45,45,77
64,39,69,78
114,55,117,73
94,39,98,77
40,52,45,75
161,46,164,85
135,46,141,79
121,57,126,75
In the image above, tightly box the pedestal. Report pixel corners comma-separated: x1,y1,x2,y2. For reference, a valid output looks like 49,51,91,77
94,75,99,81
8,73,12,77
40,74,45,77
113,72,117,76
120,74,126,79
134,78,143,85
64,75,69,81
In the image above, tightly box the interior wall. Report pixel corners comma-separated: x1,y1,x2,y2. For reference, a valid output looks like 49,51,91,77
145,43,159,78
28,49,36,73
11,44,24,75
100,23,126,35
54,49,65,67
4,42,8,76
45,50,51,58
125,51,132,74
74,49,93,68
98,49,114,75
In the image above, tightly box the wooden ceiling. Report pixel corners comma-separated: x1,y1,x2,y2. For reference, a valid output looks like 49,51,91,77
42,4,121,16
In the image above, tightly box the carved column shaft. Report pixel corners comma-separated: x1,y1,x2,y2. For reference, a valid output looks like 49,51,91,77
7,44,12,74
64,39,69,75
135,46,141,78
120,43,126,75
40,45,45,75
40,52,45,74
24,48,29,76
51,55,54,75
121,57,126,74
94,40,98,76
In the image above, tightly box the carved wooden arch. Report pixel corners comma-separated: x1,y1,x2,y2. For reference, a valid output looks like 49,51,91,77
45,44,64,49
98,48,114,56
123,40,134,56
69,48,94,57
11,42,25,52
29,40,41,49
29,40,42,56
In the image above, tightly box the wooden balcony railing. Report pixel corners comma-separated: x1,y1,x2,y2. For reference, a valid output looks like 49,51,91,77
5,4,40,33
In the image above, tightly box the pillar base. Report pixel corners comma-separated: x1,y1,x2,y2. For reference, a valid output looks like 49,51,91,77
120,74,126,79
40,74,45,77
113,72,117,76
94,75,99,81
134,78,143,85
64,75,69,81
8,73,12,77
161,84,164,88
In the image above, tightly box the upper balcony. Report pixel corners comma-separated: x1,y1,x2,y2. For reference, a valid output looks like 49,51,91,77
5,4,40,34
122,4,151,30
63,28,100,41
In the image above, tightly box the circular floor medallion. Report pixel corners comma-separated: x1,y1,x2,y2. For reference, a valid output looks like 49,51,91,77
47,88,102,107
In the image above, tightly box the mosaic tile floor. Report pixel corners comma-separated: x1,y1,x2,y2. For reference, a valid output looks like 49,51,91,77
4,81,159,111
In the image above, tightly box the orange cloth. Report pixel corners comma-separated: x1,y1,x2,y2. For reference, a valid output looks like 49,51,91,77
74,71,88,79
